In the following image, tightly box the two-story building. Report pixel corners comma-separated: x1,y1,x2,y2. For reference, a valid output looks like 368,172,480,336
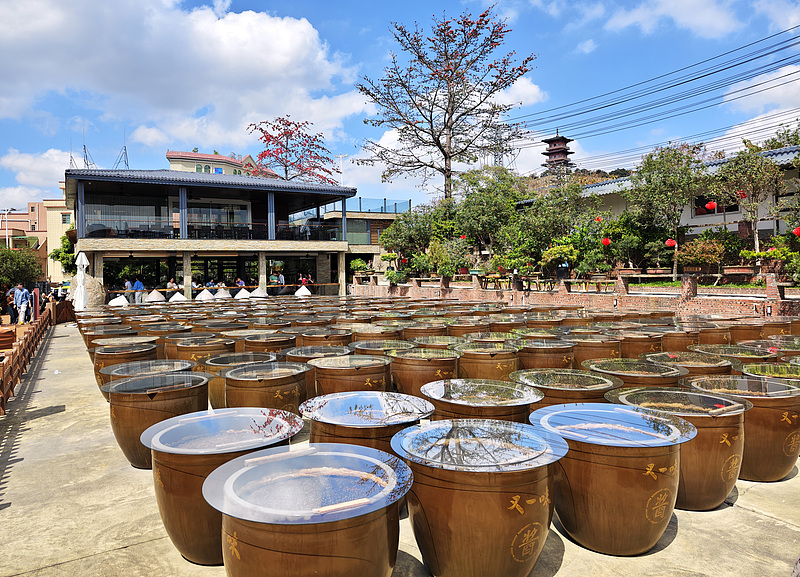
64,168,357,296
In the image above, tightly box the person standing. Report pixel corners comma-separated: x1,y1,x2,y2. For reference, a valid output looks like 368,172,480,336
132,277,144,304
5,286,17,325
277,271,285,285
14,283,30,325
166,277,178,298
124,278,133,303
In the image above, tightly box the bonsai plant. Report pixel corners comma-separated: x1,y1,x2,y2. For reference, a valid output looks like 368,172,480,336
349,258,369,273
380,252,399,270
409,252,432,277
539,244,579,279
385,269,408,286
611,235,643,274
643,241,673,274
676,239,725,273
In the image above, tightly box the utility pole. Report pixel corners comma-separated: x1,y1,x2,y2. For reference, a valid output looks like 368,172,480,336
1,208,17,249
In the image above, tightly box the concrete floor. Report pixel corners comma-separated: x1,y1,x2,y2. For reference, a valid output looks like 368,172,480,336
1,324,798,577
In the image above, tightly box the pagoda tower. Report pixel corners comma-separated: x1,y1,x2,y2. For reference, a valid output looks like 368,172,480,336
541,131,575,168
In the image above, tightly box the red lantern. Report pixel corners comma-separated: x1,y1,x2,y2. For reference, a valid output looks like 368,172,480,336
738,190,747,199
601,237,611,246
665,238,677,248
401,258,408,264
705,201,717,211
768,247,776,252
595,216,603,222
794,227,800,237
460,235,466,239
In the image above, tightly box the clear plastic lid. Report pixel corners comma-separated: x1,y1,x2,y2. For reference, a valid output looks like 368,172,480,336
299,328,351,337
100,359,196,377
139,323,192,332
201,352,278,368
508,338,575,350
349,340,416,352
141,407,303,455
740,363,800,380
510,328,562,338
391,418,568,472
93,343,158,355
219,329,279,339
244,333,296,342
101,371,212,394
175,336,235,347
642,351,731,368
92,336,159,347
420,379,544,407
284,346,352,358
688,344,777,360
451,342,519,354
224,362,310,380
386,348,460,360
680,375,800,398
308,355,391,369
509,369,623,390
300,391,434,426
583,359,688,378
164,332,216,341
202,443,412,524
409,336,467,346
85,326,135,335
530,403,697,447
567,334,620,343
463,332,516,342
605,387,752,416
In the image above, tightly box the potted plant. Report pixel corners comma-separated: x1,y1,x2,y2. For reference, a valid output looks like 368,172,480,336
643,241,672,275
676,239,725,273
349,258,370,284
539,244,579,279
385,269,408,286
575,248,612,279
611,235,643,275
409,252,432,278
380,252,398,271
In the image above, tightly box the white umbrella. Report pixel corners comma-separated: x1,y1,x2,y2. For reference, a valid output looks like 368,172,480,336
73,252,89,311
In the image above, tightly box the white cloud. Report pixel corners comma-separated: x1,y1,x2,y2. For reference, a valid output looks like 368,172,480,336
576,39,598,54
564,2,607,30
495,78,548,108
0,148,71,189
528,0,563,18
605,0,741,39
718,108,800,155
753,0,800,30
721,65,800,114
0,186,51,210
0,1,364,150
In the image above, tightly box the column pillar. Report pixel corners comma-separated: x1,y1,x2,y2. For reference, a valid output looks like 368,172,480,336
338,252,346,296
92,252,103,287
258,252,267,290
183,252,192,299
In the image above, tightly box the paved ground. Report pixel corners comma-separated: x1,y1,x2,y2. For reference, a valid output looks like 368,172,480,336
1,324,798,577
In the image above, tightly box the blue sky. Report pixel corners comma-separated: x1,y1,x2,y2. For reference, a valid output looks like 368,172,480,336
0,0,798,210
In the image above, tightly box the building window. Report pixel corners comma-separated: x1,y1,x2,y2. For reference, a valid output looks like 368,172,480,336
694,195,738,217
204,165,211,173
196,164,203,172
61,214,71,225
30,206,34,212
31,223,35,231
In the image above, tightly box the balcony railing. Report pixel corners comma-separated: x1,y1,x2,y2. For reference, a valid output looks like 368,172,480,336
83,218,345,242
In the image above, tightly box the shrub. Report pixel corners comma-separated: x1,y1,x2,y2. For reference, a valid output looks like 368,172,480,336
676,239,725,266
385,270,408,285
349,258,369,272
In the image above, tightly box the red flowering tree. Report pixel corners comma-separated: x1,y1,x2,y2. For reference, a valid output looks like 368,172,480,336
356,7,535,198
247,116,340,185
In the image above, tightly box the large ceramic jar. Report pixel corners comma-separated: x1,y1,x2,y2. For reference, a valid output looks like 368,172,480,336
451,342,519,380
300,391,434,454
198,352,277,408
509,369,623,410
98,359,196,388
309,355,392,396
387,348,460,397
140,408,303,565
568,334,621,368
101,372,212,469
680,375,800,482
583,358,688,388
349,340,416,357
530,403,696,555
641,351,731,378
508,338,574,370
202,443,413,577
420,379,543,423
92,343,159,398
391,419,568,577
605,387,751,511
224,362,310,413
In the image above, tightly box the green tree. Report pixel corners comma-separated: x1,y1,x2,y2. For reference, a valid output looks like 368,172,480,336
625,143,709,279
48,233,76,275
379,204,437,256
760,120,800,151
710,145,786,253
356,8,535,198
454,166,522,257
0,248,43,287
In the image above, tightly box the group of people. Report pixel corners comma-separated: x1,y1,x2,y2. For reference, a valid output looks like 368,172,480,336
5,283,33,325
123,277,145,304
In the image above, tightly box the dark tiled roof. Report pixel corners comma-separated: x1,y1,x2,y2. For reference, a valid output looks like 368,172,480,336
64,169,356,195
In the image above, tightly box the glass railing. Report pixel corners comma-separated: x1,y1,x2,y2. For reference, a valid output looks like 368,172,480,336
84,218,177,239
